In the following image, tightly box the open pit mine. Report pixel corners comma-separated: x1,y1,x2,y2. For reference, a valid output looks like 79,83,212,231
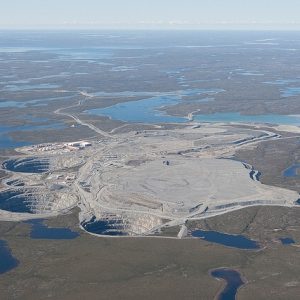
0,123,298,237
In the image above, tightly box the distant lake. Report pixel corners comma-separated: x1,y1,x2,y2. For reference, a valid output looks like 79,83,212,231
87,96,300,125
193,112,300,125
88,95,186,123
87,88,223,124
0,101,26,108
0,95,74,108
2,83,60,92
0,122,66,149
0,126,31,148
281,87,300,98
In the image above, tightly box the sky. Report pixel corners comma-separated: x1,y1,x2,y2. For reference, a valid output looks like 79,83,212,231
1,0,300,30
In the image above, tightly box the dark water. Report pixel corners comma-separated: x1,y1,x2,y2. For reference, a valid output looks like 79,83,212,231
27,219,79,239
283,164,300,177
0,240,19,274
81,216,127,236
280,237,295,245
192,230,259,250
211,268,244,300
0,123,66,149
2,157,49,173
0,189,35,213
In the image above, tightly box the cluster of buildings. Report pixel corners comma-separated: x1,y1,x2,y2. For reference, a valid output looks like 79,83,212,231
65,141,92,151
26,143,65,152
24,141,92,153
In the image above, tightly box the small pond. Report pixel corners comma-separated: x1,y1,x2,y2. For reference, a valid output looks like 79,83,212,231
279,237,295,245
283,164,300,177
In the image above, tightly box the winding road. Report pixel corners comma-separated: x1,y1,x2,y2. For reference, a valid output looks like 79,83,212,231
54,91,112,138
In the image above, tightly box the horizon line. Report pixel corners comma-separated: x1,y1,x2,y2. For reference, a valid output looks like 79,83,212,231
1,26,300,31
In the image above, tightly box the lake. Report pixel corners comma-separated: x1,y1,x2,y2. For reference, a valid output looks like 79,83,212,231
279,237,295,245
87,96,300,125
283,164,300,177
27,219,79,239
192,229,260,250
211,268,245,300
193,112,300,125
88,95,186,123
0,122,66,149
87,88,223,124
0,240,19,274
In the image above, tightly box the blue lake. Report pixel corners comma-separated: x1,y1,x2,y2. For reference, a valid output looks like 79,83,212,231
0,240,19,274
0,130,30,148
264,79,300,85
87,88,223,123
88,95,186,123
26,219,79,239
264,79,300,97
281,87,300,98
87,93,300,125
192,230,260,250
211,268,244,300
0,101,26,108
193,112,300,125
280,237,295,245
283,164,300,177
